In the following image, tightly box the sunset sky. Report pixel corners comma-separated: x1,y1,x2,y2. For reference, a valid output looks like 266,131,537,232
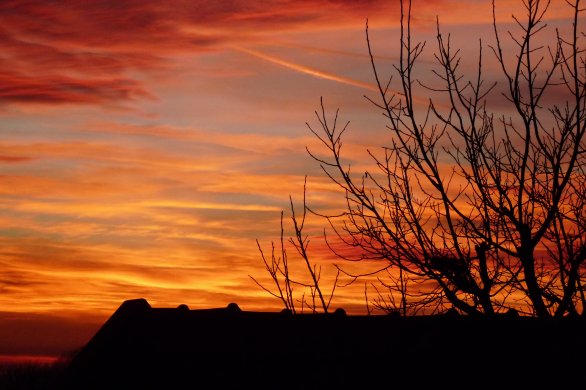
0,0,577,360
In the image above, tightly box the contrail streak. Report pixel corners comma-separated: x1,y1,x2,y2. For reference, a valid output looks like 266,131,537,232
235,46,378,92
274,41,435,65
235,46,433,107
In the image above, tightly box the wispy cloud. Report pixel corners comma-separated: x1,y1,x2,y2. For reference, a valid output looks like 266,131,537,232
0,0,579,360
0,0,403,108
1,0,568,108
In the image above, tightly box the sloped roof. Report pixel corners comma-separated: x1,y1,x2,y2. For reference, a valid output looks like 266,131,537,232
63,298,586,389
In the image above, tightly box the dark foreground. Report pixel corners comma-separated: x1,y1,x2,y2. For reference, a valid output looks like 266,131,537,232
4,299,585,389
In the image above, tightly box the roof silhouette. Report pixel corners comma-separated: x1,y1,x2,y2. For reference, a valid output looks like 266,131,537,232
63,298,586,389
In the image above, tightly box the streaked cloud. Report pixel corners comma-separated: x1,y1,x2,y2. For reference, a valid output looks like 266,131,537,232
0,0,402,107
0,0,578,360
1,0,551,108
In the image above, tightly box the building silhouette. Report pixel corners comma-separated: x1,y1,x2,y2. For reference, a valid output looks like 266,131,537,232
64,298,586,389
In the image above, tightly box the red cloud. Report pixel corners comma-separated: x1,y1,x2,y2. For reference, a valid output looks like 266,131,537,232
0,0,406,107
0,155,33,163
4,0,565,108
0,71,152,105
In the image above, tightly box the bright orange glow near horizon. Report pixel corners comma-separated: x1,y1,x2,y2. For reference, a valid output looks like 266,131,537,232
0,0,579,359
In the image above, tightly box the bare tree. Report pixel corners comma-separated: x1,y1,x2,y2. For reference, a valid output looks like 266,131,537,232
251,178,340,314
302,0,586,317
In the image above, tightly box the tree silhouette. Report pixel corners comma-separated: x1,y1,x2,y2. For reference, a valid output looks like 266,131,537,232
256,0,586,317
251,178,340,314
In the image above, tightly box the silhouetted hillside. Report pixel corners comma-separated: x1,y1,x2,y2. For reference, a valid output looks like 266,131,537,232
62,299,585,389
